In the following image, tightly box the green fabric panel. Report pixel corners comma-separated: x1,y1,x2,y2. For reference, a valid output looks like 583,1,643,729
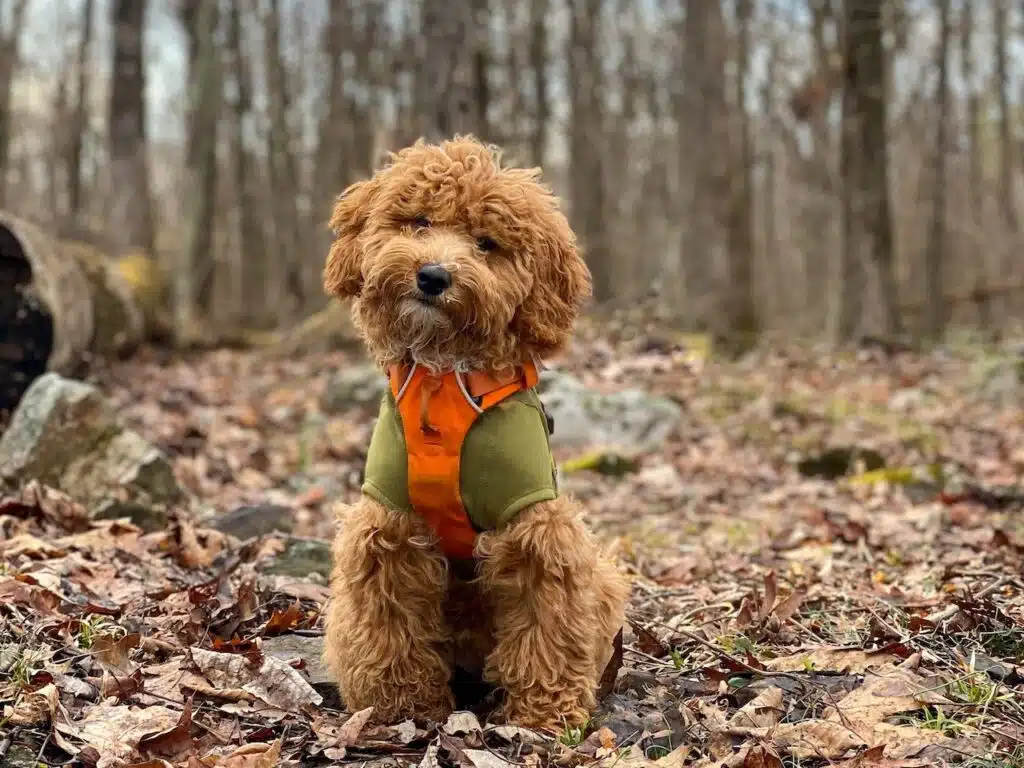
460,389,558,531
361,386,558,532
362,389,413,513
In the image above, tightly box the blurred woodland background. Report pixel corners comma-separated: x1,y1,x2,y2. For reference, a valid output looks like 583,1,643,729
1,0,1024,354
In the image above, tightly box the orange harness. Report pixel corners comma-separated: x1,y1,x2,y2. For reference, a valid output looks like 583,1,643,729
387,360,541,559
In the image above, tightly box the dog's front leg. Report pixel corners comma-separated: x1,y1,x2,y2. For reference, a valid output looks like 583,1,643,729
477,499,622,731
324,497,454,722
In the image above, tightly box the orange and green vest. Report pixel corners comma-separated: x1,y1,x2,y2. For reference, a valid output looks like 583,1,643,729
362,361,558,559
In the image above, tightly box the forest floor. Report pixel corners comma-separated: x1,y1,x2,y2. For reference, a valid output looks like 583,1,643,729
1,324,1023,767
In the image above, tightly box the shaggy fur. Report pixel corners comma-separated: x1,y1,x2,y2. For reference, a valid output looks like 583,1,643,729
323,136,630,731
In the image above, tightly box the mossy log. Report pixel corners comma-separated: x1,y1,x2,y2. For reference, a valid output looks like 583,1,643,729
0,212,164,418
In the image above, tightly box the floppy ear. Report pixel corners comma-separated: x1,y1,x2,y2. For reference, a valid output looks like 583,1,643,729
512,212,592,356
324,178,379,297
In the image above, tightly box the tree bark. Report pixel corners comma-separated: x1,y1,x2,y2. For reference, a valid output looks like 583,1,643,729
176,0,223,340
262,0,306,317
226,0,269,329
922,0,950,340
833,0,899,342
961,2,988,329
66,0,95,234
0,213,151,416
993,0,1017,236
568,0,611,303
108,0,155,257
0,0,31,208
725,0,758,342
529,0,549,167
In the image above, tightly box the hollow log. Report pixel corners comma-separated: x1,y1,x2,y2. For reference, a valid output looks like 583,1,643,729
0,212,159,419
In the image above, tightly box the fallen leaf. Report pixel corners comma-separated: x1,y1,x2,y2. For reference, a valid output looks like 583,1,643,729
772,720,867,759
444,710,483,735
764,647,902,674
729,686,783,729
189,646,322,712
824,664,950,740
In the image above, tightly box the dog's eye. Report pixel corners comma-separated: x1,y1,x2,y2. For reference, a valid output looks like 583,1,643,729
413,216,431,229
476,236,498,253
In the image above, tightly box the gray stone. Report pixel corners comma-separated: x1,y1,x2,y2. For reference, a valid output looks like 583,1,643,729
210,503,296,540
537,369,681,453
263,536,333,580
321,363,388,414
0,373,183,514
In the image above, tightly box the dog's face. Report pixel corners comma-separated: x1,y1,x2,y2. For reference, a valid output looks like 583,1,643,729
324,137,591,372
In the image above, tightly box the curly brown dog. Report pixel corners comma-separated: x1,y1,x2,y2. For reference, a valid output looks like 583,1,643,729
322,136,629,731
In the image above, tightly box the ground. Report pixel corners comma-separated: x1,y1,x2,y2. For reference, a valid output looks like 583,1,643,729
1,326,1023,767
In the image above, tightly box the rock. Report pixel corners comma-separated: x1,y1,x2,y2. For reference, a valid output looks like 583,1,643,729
537,369,681,453
0,374,183,517
209,503,296,540
262,536,333,580
321,363,387,414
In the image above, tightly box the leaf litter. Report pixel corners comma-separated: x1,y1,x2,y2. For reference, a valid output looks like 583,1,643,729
1,334,1023,766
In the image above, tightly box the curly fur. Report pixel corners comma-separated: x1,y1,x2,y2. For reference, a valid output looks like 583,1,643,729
324,135,591,373
323,136,628,731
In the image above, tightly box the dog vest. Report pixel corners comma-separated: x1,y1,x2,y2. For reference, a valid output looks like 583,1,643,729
361,360,558,560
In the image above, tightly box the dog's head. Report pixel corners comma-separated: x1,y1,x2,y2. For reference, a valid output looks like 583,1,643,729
324,136,591,372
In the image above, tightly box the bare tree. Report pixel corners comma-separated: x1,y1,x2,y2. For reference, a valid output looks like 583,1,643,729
725,0,758,341
568,0,610,302
993,0,1017,237
528,0,549,167
0,0,31,207
108,0,155,256
176,0,222,339
834,0,900,342
922,0,951,340
59,0,96,236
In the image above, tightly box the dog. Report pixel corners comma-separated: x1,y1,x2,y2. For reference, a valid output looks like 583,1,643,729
322,136,629,731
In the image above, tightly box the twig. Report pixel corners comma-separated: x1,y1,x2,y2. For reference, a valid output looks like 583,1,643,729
925,575,1011,623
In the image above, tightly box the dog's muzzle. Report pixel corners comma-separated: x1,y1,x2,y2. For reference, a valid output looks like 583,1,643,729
416,263,452,297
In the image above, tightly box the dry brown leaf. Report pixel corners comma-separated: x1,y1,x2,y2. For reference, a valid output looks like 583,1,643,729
443,710,483,735
209,739,283,767
824,665,950,740
189,646,321,712
729,686,784,729
772,720,867,759
58,699,182,768
3,682,60,725
764,647,901,674
0,532,66,559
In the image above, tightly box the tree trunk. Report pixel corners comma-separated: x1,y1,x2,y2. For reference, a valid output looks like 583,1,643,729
725,0,758,343
993,0,1017,236
961,2,989,330
227,0,268,329
0,0,31,208
567,0,611,303
528,0,549,167
176,0,223,341
922,0,950,340
0,213,152,417
833,0,899,342
108,0,155,257
66,0,95,234
677,0,729,330
262,0,306,318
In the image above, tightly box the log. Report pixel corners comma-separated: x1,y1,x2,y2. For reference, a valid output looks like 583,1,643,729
0,212,161,420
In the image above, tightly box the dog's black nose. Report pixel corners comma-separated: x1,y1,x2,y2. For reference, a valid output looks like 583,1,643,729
416,263,452,296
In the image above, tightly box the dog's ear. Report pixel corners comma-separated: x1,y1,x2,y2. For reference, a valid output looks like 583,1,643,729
324,178,379,297
513,211,592,356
